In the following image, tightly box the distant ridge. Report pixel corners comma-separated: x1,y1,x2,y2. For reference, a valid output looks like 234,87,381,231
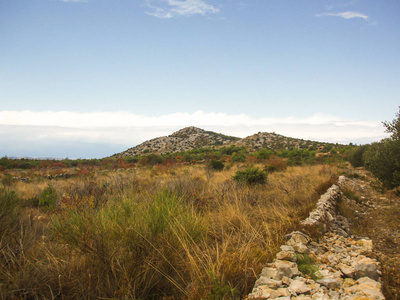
113,127,336,158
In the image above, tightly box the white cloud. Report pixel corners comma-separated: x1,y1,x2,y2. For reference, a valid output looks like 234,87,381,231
0,110,387,151
0,110,382,129
316,11,369,20
146,0,220,19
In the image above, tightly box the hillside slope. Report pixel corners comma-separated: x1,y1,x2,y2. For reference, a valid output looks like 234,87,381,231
115,127,239,157
235,131,331,152
114,127,338,158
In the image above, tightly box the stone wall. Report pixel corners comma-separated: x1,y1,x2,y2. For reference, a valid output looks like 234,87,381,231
247,176,385,300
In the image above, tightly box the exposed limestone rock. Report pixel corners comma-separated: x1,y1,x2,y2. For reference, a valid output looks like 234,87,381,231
354,260,380,281
338,263,355,278
292,243,309,254
277,250,297,262
114,127,239,157
345,277,385,300
247,176,385,300
114,127,336,157
288,279,312,294
316,278,341,290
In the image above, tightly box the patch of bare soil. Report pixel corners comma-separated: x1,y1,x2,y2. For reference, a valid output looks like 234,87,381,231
340,169,400,300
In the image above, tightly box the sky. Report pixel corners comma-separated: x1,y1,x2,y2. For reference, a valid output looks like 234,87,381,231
1,0,399,158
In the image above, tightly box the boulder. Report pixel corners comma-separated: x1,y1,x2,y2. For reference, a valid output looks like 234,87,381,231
316,278,341,290
339,263,355,278
354,261,380,281
292,243,309,254
345,277,384,300
288,279,311,294
276,250,296,262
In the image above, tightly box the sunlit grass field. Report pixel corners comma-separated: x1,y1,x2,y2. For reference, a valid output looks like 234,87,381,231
1,162,338,299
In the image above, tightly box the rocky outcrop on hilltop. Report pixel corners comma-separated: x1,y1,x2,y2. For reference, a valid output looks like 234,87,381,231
236,132,331,152
248,176,385,300
114,127,341,158
114,127,239,157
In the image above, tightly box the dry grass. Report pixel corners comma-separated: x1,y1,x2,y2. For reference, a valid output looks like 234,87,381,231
1,163,338,299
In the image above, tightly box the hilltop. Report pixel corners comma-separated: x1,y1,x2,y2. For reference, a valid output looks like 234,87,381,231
115,127,239,157
235,131,331,152
114,127,338,158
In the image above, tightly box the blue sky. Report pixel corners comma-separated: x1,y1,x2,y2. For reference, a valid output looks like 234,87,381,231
1,0,399,158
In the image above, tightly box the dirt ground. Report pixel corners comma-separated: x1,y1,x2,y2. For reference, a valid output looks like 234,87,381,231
340,169,400,300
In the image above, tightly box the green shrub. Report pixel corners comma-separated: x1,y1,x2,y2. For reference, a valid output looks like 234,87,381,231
39,184,58,209
209,160,225,171
1,173,14,188
231,152,246,163
255,148,272,160
360,108,400,188
363,140,400,188
233,167,267,185
264,165,277,173
347,145,368,167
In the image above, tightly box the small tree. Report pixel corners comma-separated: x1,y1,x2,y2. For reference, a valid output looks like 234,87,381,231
383,106,400,140
363,108,400,188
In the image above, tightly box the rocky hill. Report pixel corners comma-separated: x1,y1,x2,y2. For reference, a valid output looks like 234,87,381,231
114,127,337,158
115,127,239,157
235,132,331,152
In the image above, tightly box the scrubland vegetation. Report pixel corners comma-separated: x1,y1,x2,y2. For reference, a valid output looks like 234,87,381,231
2,109,399,299
348,107,400,190
0,157,339,299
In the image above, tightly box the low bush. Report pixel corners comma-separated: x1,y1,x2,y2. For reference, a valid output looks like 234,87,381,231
209,159,225,171
264,165,277,173
39,184,58,209
233,167,267,185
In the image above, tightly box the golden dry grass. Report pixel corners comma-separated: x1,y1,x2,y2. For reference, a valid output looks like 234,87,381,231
1,163,338,299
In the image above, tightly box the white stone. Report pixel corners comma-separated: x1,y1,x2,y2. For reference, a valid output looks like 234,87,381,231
346,277,384,300
317,278,341,290
339,263,355,278
277,250,296,261
354,261,380,281
293,243,309,254
288,279,312,294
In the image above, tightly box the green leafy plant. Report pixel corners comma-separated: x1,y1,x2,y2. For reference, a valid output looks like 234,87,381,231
209,159,225,171
233,167,267,185
255,148,272,160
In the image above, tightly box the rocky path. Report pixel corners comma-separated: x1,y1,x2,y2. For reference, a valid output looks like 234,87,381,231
247,173,400,300
339,170,400,299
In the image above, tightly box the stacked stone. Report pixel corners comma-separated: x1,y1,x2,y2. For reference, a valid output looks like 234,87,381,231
248,232,384,299
300,176,347,233
248,176,385,300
